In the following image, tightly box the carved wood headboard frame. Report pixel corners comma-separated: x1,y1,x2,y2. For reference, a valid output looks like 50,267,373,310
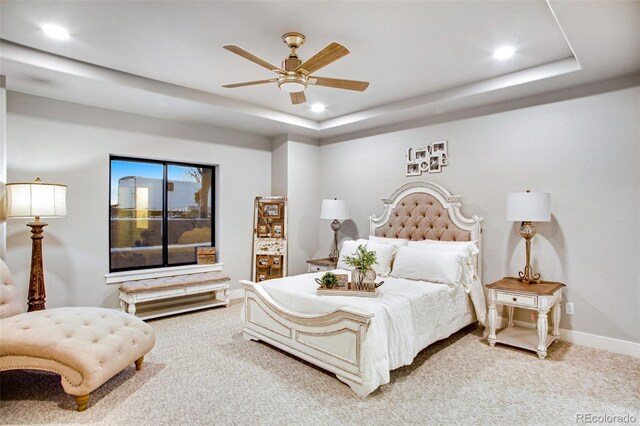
369,181,484,279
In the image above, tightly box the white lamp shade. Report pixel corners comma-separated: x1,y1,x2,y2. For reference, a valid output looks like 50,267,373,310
6,181,67,218
506,192,550,222
320,199,349,220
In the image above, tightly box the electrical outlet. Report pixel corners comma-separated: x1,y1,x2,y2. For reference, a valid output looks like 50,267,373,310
566,302,574,315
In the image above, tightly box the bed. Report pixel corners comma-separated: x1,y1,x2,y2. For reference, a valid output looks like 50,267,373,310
240,181,486,396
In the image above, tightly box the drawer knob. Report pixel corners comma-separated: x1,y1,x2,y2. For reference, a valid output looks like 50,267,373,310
512,297,517,302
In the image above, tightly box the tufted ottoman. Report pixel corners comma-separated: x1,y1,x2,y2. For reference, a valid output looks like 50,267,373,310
0,307,156,411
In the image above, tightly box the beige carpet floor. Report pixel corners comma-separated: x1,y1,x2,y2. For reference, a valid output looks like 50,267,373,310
1,300,639,425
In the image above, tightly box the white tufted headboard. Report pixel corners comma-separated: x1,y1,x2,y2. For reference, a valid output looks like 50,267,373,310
369,182,484,279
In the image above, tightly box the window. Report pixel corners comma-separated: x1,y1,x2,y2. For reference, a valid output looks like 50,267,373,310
109,157,214,272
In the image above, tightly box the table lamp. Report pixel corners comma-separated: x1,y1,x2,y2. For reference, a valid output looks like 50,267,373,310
320,198,349,261
6,177,67,311
506,190,550,284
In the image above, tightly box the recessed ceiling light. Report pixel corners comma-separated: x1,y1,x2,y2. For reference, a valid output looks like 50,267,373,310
310,103,326,112
41,24,70,40
493,46,515,60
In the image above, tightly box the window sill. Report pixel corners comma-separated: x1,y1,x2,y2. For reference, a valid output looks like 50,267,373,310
105,263,224,285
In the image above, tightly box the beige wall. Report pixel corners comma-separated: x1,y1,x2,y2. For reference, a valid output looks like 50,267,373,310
316,86,640,343
5,84,639,345
286,138,321,276
269,135,321,276
5,92,271,308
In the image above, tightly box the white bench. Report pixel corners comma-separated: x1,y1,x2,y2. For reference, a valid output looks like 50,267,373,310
119,271,230,320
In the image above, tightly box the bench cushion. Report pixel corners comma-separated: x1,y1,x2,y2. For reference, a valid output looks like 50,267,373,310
119,272,230,294
0,307,155,396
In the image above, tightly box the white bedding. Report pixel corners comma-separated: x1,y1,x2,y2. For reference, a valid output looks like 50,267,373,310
250,269,487,396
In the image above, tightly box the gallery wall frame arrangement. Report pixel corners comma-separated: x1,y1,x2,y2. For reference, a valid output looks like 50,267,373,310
405,140,449,176
251,196,288,282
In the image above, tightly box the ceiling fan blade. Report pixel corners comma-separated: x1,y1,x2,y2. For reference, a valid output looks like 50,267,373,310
295,42,349,75
223,45,285,74
222,79,277,88
308,76,369,91
290,91,307,105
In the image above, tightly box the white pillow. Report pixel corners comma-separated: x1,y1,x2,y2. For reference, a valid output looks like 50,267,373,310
365,241,397,276
407,239,478,261
368,235,409,249
337,239,396,276
390,246,467,285
336,240,362,271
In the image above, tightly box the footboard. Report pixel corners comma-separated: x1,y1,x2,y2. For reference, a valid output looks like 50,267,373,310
240,280,373,392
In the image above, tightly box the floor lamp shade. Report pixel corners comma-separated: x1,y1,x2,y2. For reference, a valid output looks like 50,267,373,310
6,181,67,219
5,178,67,312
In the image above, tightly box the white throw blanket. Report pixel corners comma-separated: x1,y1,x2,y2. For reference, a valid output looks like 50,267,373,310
252,270,487,395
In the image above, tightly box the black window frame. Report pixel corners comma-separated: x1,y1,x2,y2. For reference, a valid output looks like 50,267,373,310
109,155,215,273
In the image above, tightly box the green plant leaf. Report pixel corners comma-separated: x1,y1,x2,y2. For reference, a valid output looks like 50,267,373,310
343,244,378,270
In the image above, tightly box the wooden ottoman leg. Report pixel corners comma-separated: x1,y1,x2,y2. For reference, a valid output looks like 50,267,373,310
135,356,144,370
75,394,90,412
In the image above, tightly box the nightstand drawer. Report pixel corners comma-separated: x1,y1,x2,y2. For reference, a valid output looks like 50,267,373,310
308,265,332,273
496,292,537,308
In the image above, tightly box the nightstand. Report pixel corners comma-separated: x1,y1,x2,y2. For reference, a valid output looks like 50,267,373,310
486,277,565,359
306,258,337,273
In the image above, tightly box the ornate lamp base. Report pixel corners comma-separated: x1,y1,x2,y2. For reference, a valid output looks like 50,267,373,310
329,219,341,261
516,221,542,284
27,221,48,311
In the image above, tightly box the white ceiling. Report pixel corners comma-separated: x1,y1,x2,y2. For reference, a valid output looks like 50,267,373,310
1,1,639,140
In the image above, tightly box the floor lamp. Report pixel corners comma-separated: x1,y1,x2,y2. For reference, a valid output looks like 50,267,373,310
6,178,67,311
320,199,349,261
506,190,550,284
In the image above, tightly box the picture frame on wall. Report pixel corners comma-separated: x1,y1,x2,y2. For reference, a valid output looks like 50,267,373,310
406,162,421,176
428,154,442,173
257,255,270,267
272,223,283,238
432,140,447,153
271,256,281,268
405,139,448,177
257,224,270,237
257,273,267,282
262,202,281,219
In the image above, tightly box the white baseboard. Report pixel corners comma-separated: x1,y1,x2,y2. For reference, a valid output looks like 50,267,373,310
229,289,245,301
497,317,639,358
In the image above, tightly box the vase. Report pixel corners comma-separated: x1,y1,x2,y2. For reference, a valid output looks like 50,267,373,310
352,267,376,291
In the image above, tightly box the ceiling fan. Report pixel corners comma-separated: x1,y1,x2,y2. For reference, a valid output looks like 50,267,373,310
222,32,369,105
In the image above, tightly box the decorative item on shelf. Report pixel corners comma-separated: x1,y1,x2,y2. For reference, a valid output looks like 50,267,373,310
320,198,349,261
506,190,551,284
5,177,67,311
405,140,448,176
344,244,378,291
196,247,216,264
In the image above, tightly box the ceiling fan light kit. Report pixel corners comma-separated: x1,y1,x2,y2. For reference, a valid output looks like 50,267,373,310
222,32,369,105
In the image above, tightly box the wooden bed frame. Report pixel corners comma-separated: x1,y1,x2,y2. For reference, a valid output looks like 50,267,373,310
240,181,483,395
